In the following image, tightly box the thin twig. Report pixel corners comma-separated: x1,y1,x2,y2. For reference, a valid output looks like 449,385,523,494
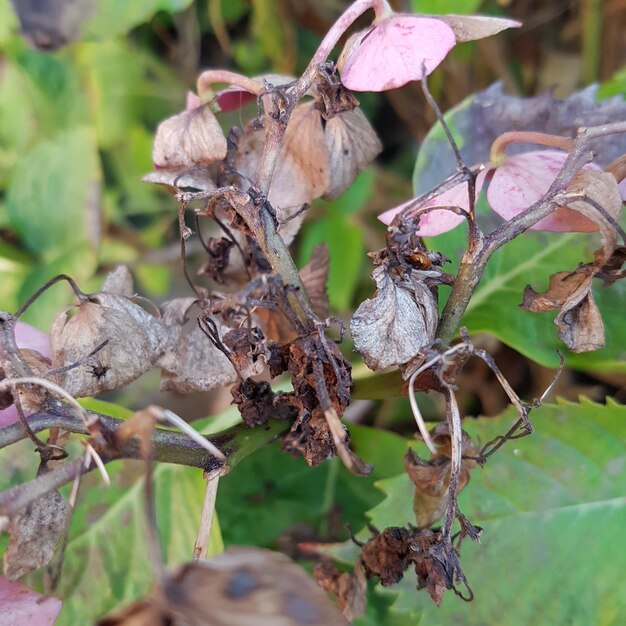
192,471,223,561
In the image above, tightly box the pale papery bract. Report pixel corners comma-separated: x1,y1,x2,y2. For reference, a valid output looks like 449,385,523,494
487,150,599,232
0,576,61,625
339,16,457,92
378,170,487,236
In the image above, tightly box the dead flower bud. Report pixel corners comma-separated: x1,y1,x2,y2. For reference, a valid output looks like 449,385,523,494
98,547,348,625
152,104,227,170
51,268,165,397
351,265,438,370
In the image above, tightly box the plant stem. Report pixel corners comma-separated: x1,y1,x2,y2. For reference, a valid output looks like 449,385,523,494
0,410,290,516
436,123,626,345
581,0,603,84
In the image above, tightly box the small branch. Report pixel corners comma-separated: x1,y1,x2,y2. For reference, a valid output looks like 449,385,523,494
192,470,224,561
0,408,291,516
436,122,626,345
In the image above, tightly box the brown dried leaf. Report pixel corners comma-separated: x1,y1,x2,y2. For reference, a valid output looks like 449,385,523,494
405,424,478,529
350,266,438,370
236,102,330,245
313,559,366,622
433,14,521,43
299,243,330,319
152,104,227,169
98,547,348,625
323,107,382,200
521,170,622,352
3,490,67,580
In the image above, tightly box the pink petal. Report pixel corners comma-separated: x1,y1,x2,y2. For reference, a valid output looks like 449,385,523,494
619,177,626,202
379,169,487,236
185,91,202,111
0,576,62,625
214,86,257,112
340,16,456,92
0,322,52,427
487,150,599,232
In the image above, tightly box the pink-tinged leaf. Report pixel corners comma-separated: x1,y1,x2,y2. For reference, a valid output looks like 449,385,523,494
378,169,487,236
0,576,62,625
0,322,52,427
339,16,456,92
487,150,599,232
434,15,521,43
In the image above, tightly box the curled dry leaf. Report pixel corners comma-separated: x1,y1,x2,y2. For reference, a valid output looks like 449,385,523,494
141,167,217,194
98,547,348,625
212,74,295,112
351,265,438,370
521,169,622,352
360,526,466,606
323,107,382,200
0,576,62,625
236,102,330,245
51,267,166,397
405,424,478,529
313,558,367,622
3,490,67,580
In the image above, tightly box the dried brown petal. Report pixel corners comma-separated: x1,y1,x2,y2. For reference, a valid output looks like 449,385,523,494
299,243,330,319
313,559,366,621
405,424,478,528
98,547,348,625
159,316,237,394
236,102,330,245
323,107,382,200
3,490,67,580
350,266,438,370
51,289,165,398
152,104,227,169
142,167,216,193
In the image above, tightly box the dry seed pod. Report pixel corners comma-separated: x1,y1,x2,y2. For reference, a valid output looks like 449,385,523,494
152,104,227,170
51,268,166,397
351,265,438,370
98,547,348,626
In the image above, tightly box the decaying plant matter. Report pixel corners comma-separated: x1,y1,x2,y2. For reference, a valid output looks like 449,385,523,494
0,0,625,621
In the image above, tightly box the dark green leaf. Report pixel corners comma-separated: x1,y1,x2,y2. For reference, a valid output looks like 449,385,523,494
363,399,626,623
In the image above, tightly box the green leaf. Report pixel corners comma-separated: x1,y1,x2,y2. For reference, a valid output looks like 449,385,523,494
6,127,100,258
54,461,212,624
218,424,410,547
84,0,194,39
364,398,626,624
